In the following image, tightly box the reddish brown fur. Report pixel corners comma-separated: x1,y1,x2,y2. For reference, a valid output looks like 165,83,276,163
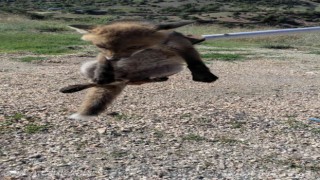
82,21,169,59
67,21,218,119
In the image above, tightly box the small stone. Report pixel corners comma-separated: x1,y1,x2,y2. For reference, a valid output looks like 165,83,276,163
97,127,107,134
120,127,133,133
29,154,42,159
30,165,43,171
306,71,315,75
56,163,70,167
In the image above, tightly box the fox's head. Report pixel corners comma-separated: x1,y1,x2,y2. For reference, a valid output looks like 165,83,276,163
69,21,194,59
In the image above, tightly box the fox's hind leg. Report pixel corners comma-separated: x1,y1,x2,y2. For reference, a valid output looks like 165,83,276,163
69,83,126,120
180,47,218,83
94,53,115,84
167,32,218,83
80,54,115,84
71,61,125,120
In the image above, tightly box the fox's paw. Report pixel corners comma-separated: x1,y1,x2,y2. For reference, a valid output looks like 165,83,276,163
69,113,94,121
192,72,218,83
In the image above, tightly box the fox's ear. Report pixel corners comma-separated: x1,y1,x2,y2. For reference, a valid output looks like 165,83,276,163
154,21,194,30
68,25,96,34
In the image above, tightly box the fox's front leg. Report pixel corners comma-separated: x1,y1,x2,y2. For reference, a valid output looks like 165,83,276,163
93,53,115,84
167,32,218,83
181,47,219,83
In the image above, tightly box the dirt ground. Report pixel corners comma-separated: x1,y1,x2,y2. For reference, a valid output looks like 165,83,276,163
1,47,320,179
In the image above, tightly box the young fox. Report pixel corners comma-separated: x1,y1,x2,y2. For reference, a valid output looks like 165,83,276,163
67,45,186,120
69,20,218,84
65,21,218,120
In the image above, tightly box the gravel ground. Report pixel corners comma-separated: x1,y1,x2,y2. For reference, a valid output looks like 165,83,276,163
1,48,320,179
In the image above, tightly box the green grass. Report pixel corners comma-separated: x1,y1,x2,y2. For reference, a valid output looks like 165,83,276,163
180,113,192,119
308,51,320,55
1,113,49,134
6,113,26,120
198,48,247,52
34,25,69,32
0,32,87,55
284,117,320,135
2,14,320,56
24,124,48,134
153,130,165,138
0,17,70,32
110,150,128,158
261,44,294,49
286,117,309,129
182,134,207,142
201,53,244,61
217,136,242,144
230,121,247,129
0,16,88,55
113,113,129,121
15,56,47,62
1,113,27,131
197,28,320,50
201,39,255,48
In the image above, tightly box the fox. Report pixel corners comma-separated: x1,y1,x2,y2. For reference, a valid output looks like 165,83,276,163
68,20,218,84
66,44,186,120
64,21,219,120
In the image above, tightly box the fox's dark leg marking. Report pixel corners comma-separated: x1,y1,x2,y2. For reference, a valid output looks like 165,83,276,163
179,47,218,82
167,32,218,83
93,60,116,84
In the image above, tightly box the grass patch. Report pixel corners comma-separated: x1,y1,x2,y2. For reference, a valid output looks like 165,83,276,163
0,16,87,55
197,117,212,124
0,32,87,55
112,113,129,121
262,155,320,172
0,17,72,33
180,113,192,119
286,117,309,129
308,51,320,55
201,53,244,61
261,44,294,49
0,120,14,127
201,39,254,48
182,134,207,142
1,113,27,132
35,25,69,32
6,112,26,120
24,124,48,134
230,121,247,129
1,113,48,134
15,56,47,62
284,117,320,135
217,136,242,144
311,128,320,134
199,48,247,52
153,130,165,138
110,150,128,158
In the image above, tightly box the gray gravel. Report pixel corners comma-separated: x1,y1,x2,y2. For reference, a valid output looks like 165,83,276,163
1,48,320,179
